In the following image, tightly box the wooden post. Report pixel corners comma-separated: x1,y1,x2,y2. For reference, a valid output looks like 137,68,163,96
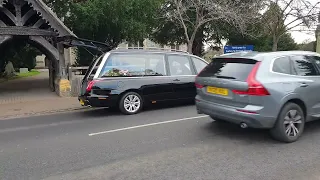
57,43,66,78
54,42,71,97
317,13,320,53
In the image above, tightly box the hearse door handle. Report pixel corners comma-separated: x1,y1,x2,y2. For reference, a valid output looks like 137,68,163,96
173,79,181,82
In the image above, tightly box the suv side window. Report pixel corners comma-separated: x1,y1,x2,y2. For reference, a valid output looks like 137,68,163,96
191,57,207,73
290,55,319,76
309,55,320,70
272,56,292,75
167,55,193,76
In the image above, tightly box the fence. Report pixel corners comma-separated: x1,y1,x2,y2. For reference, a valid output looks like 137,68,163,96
68,67,88,96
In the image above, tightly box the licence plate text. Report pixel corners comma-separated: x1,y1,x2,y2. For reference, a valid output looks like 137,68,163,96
207,86,228,96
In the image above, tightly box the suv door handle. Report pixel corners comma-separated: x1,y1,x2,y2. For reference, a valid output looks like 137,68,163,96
300,83,309,87
173,79,180,82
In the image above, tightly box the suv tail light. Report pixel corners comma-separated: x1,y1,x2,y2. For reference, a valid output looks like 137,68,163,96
86,80,99,92
195,66,207,89
232,62,270,96
195,83,204,89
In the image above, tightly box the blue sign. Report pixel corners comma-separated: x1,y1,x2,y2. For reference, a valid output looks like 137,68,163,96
224,45,254,54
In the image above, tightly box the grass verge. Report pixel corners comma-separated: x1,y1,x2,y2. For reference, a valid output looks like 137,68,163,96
17,69,40,78
0,69,40,83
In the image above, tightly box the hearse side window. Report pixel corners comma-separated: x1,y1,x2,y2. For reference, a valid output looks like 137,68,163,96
84,54,104,80
191,57,207,73
98,54,166,78
167,55,193,76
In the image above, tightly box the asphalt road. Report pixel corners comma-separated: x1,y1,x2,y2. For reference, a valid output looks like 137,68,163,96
1,104,320,180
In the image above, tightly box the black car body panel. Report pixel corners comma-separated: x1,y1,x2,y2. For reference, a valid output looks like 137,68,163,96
78,49,208,110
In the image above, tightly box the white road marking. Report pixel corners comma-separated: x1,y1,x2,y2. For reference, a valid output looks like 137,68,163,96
89,115,209,136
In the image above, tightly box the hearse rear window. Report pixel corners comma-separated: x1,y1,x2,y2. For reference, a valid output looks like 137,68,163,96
98,54,166,77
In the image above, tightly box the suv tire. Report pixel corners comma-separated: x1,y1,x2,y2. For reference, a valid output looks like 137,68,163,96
119,92,143,115
270,103,305,143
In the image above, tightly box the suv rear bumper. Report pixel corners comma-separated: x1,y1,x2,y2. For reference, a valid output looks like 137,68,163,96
196,99,276,129
78,95,118,108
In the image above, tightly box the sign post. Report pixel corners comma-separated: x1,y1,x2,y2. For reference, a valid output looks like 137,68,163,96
224,45,254,54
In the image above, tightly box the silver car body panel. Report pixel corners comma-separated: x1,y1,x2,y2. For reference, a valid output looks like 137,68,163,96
195,51,320,128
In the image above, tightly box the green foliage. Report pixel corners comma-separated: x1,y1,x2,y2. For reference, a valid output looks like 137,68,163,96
226,31,297,52
0,39,41,73
18,70,40,77
218,14,297,52
297,41,316,52
42,0,72,19
63,0,163,66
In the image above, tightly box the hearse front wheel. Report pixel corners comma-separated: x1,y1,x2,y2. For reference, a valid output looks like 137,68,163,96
119,92,143,115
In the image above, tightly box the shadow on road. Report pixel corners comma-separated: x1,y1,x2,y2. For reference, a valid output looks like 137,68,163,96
78,108,119,117
78,100,195,117
201,118,320,144
303,120,320,136
203,121,276,143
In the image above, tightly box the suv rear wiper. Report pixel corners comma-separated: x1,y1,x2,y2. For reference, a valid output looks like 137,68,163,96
216,76,236,79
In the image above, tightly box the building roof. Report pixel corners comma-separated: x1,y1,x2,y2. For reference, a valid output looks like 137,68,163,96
0,0,76,37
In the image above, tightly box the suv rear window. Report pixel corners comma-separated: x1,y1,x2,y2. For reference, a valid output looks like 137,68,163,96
197,58,257,81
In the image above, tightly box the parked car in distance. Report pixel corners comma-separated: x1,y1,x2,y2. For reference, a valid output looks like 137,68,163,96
79,48,208,115
195,51,320,143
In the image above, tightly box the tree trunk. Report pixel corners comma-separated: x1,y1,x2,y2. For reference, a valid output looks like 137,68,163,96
192,28,204,56
187,41,193,54
187,30,198,54
272,35,279,51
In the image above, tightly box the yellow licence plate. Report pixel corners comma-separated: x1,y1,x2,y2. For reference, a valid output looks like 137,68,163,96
207,86,229,96
80,99,85,105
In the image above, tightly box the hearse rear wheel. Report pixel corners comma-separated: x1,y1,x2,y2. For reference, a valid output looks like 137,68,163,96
119,92,143,115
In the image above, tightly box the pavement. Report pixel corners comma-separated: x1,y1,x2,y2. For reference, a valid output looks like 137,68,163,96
1,104,320,180
0,71,85,119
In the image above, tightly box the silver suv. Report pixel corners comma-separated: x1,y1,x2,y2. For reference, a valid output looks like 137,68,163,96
195,51,320,143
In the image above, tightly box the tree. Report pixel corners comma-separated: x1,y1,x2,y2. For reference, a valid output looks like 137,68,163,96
160,0,262,53
221,19,298,52
62,0,163,65
43,0,72,19
262,0,320,51
0,38,41,73
150,19,206,56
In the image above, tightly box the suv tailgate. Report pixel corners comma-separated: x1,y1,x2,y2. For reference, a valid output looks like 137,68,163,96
196,58,257,108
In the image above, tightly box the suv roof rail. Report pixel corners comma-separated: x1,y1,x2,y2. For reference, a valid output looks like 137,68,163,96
115,47,189,54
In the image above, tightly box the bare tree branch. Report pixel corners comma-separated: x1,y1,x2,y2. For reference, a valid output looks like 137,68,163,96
161,0,262,53
262,0,320,51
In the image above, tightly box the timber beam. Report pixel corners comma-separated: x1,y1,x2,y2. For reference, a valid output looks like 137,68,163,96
0,27,58,36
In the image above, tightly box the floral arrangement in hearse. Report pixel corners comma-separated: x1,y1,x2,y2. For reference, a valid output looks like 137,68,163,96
107,68,130,76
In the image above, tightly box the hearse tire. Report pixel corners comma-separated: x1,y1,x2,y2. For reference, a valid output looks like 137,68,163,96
119,92,143,115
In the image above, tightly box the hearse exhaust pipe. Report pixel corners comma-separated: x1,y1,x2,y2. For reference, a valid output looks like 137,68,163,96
240,122,248,129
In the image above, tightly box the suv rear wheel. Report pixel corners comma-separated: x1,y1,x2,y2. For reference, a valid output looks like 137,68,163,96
270,103,305,143
119,92,143,115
